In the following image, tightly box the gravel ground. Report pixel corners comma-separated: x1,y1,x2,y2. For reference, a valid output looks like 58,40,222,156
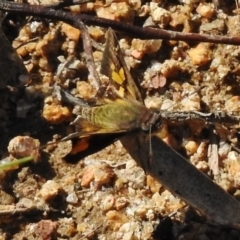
1,0,240,239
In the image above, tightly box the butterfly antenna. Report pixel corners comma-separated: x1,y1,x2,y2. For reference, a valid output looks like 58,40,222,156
164,85,206,112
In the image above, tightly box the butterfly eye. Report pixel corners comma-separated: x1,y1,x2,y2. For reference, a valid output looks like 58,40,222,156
141,123,150,132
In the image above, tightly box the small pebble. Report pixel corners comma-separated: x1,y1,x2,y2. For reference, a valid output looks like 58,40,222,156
115,197,128,210
66,193,78,204
185,141,199,156
150,3,170,28
42,96,72,124
102,194,115,211
132,39,162,55
81,164,114,188
61,23,81,42
196,3,215,19
37,180,62,201
146,175,162,193
35,220,58,240
8,136,40,162
188,43,212,66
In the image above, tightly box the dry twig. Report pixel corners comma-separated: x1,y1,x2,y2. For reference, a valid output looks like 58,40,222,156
1,1,240,45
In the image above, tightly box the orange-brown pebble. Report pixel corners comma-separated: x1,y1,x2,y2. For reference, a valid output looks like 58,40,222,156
77,222,88,233
70,2,94,13
61,23,81,42
106,210,128,230
35,220,59,240
225,151,240,176
76,81,96,100
8,136,40,162
115,197,128,210
150,3,170,28
81,164,115,188
88,26,104,40
37,180,62,201
188,43,212,66
146,175,162,193
96,2,135,22
93,51,103,62
185,141,199,156
135,205,148,217
196,3,215,19
102,194,115,211
131,49,143,60
38,58,51,71
16,46,28,57
35,40,48,57
160,60,182,78
170,11,189,29
42,96,72,124
224,96,240,112
26,42,37,53
81,165,97,187
132,39,162,55
17,42,37,57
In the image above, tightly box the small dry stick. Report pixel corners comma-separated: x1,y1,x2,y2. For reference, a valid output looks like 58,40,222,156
44,0,94,9
0,206,60,216
79,22,101,89
79,224,103,240
0,207,39,216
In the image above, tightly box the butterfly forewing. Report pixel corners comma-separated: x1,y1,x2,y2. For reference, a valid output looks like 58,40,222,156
100,29,143,102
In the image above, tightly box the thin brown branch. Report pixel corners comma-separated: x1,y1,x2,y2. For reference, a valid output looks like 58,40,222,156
78,21,101,89
0,207,42,216
0,206,60,216
79,224,102,240
0,1,240,45
45,0,94,9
